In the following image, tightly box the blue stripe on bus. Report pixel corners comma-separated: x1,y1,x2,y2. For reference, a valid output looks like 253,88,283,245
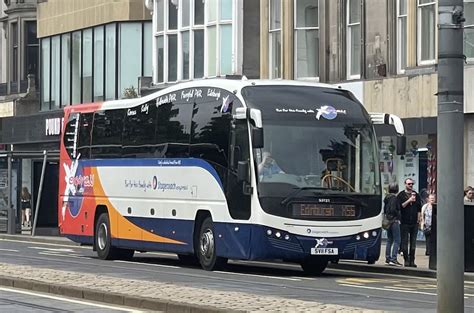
79,158,224,189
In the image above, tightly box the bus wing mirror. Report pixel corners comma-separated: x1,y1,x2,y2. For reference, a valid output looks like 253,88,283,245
252,127,264,148
233,107,246,120
237,161,249,182
396,136,406,156
369,113,405,136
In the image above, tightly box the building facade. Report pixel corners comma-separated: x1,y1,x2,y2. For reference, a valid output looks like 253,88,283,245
260,0,474,195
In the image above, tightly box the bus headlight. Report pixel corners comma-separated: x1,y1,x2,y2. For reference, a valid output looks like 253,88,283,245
356,235,361,240
372,231,377,237
363,232,369,239
275,232,281,238
284,234,290,240
266,229,272,236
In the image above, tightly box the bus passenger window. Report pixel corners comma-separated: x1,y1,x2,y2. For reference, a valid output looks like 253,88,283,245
91,109,124,159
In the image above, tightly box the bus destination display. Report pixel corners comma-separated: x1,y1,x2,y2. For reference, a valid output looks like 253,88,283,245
292,203,357,218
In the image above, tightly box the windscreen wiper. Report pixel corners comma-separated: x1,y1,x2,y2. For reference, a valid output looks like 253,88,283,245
280,187,331,206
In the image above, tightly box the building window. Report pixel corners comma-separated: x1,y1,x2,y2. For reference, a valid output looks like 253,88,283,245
11,22,18,84
94,26,104,101
105,23,116,100
347,0,361,79
40,38,50,111
119,23,141,97
269,0,281,79
51,36,60,109
397,0,407,73
25,21,39,85
153,0,234,84
61,33,71,106
40,22,150,109
465,0,474,61
294,0,319,79
417,0,436,65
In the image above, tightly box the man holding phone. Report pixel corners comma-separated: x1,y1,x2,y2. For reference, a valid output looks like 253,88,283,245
397,178,422,267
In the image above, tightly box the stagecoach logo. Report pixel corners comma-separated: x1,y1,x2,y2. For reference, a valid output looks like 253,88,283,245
315,238,333,248
315,105,346,120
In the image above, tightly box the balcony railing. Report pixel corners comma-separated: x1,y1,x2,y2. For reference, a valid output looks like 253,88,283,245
0,80,29,96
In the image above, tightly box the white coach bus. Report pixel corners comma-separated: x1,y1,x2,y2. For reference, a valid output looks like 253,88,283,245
59,78,404,275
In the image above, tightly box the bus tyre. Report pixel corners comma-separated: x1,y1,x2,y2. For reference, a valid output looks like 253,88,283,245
197,217,227,271
300,257,328,276
96,213,115,260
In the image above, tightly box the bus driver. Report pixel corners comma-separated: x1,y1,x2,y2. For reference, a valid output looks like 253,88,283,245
258,151,284,180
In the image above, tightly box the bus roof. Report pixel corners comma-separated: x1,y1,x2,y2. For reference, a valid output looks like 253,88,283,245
64,78,345,113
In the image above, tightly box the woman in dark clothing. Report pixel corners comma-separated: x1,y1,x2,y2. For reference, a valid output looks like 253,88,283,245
384,183,402,266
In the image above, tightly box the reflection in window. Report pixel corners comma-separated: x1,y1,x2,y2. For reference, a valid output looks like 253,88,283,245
157,0,164,31
83,29,93,103
465,0,474,61
221,0,232,20
41,38,50,110
182,0,190,27
94,26,104,101
157,36,164,82
61,34,71,106
169,0,178,30
51,36,60,109
295,0,319,79
195,0,204,25
105,24,116,100
119,23,141,97
207,0,217,22
72,31,81,104
11,22,18,83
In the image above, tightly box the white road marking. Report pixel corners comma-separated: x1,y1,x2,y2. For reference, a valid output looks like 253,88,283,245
0,286,146,312
0,238,88,249
214,270,301,281
29,247,76,252
0,248,19,252
38,251,90,259
113,259,181,269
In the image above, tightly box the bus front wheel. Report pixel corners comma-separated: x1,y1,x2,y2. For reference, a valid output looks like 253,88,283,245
197,217,227,271
300,257,328,276
95,213,134,260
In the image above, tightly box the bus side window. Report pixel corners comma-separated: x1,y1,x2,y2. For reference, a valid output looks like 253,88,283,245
122,101,157,158
190,88,231,174
155,94,192,158
77,113,93,159
91,109,124,159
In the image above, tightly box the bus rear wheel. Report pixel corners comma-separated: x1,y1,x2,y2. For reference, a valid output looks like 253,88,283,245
95,212,134,260
300,257,328,276
197,217,227,271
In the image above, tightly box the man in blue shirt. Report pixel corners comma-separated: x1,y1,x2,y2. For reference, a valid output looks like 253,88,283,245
258,151,284,180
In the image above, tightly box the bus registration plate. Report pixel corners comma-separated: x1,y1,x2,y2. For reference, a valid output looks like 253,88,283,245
311,248,338,255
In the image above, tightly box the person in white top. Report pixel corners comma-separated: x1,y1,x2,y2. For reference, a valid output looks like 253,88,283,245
464,186,473,203
420,194,435,256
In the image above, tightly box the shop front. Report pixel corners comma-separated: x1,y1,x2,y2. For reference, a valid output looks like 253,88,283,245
0,111,61,235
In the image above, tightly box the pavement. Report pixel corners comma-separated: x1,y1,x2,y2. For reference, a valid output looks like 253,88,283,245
0,233,461,312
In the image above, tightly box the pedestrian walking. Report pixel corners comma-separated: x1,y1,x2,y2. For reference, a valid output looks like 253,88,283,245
397,178,422,267
421,193,435,256
20,187,32,228
384,183,402,266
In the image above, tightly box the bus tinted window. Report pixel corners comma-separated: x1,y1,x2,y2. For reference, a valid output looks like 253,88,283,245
190,89,232,169
63,113,79,159
77,113,93,159
155,97,192,158
91,109,124,158
122,101,157,157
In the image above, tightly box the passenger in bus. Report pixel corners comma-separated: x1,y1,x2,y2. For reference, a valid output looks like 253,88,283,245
258,151,284,180
464,186,473,202
397,178,422,268
421,193,435,256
